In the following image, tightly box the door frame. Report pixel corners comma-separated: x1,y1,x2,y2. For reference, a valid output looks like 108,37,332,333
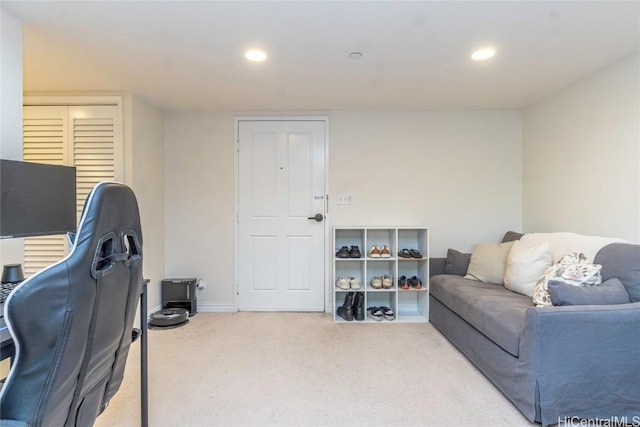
234,116,330,312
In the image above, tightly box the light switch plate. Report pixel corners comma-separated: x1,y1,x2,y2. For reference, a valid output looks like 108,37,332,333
337,194,353,205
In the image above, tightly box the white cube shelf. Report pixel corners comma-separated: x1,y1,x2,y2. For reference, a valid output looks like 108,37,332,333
333,227,429,323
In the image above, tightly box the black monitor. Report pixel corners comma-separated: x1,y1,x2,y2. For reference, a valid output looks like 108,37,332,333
0,159,77,239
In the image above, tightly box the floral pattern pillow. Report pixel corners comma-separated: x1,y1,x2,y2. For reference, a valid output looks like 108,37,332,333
532,251,602,307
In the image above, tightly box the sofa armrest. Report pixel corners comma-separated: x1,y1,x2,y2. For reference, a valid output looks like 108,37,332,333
518,302,640,426
429,258,446,277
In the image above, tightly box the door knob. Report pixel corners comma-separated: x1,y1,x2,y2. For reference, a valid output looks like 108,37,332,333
307,213,323,222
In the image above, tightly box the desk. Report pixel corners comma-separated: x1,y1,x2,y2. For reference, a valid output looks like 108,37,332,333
0,317,14,362
0,318,10,347
0,280,148,427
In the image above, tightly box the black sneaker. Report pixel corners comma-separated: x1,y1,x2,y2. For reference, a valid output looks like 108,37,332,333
336,246,350,258
349,245,362,258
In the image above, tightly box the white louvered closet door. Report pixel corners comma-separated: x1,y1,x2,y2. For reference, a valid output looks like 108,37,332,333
70,106,121,215
22,105,122,277
23,106,70,277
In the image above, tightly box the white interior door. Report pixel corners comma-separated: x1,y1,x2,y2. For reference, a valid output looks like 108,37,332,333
238,120,326,311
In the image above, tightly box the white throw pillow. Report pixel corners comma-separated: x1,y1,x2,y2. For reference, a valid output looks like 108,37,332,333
464,241,515,285
503,240,552,297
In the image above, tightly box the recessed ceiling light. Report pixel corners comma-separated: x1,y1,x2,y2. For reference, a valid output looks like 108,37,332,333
348,51,363,60
245,49,267,62
471,48,496,61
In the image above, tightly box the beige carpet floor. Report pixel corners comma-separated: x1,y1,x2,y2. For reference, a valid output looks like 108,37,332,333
94,312,535,427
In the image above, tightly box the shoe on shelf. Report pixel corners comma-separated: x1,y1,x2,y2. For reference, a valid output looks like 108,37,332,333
369,245,381,258
349,245,362,258
370,276,382,289
380,306,395,321
367,306,383,321
349,276,361,290
407,276,416,288
409,276,423,290
337,292,355,321
336,277,350,290
398,248,412,258
382,274,393,289
380,245,391,258
352,293,365,321
336,246,351,258
398,275,409,290
399,248,423,258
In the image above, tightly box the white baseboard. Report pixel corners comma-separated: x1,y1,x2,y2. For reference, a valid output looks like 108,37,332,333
196,303,238,313
133,304,237,327
132,304,162,328
148,304,162,315
144,303,238,318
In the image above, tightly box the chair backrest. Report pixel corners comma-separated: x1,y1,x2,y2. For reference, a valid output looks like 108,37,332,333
0,182,143,427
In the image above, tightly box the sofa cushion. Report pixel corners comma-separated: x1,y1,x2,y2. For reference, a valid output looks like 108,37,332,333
430,274,531,357
501,230,524,243
518,232,627,263
504,240,552,297
549,278,631,306
594,243,640,302
464,241,515,285
445,249,471,276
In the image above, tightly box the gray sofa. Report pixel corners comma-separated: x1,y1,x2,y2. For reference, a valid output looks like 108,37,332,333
429,234,640,426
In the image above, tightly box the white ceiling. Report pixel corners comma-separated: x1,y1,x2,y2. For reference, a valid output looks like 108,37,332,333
3,1,639,111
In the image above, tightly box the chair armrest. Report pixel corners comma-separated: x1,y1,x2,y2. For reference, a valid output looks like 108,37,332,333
519,302,640,426
0,420,30,427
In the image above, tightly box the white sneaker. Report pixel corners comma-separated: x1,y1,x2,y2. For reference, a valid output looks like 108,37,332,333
349,276,361,289
382,274,393,289
370,276,382,289
336,277,350,290
381,306,395,321
367,306,384,321
369,245,381,257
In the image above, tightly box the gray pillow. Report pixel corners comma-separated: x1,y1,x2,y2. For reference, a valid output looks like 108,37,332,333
445,249,471,276
501,231,524,243
548,278,631,306
594,243,640,302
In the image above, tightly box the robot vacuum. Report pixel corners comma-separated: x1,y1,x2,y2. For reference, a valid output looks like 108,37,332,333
148,307,189,329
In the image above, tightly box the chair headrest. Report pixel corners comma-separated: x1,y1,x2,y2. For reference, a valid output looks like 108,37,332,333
72,182,142,279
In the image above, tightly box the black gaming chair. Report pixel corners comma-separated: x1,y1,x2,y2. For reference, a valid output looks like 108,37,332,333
0,182,143,427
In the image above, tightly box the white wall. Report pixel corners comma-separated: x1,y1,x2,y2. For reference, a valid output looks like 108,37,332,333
164,111,237,309
164,110,523,308
0,8,22,159
329,111,523,255
523,54,640,242
130,95,165,310
0,8,24,266
0,7,23,378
